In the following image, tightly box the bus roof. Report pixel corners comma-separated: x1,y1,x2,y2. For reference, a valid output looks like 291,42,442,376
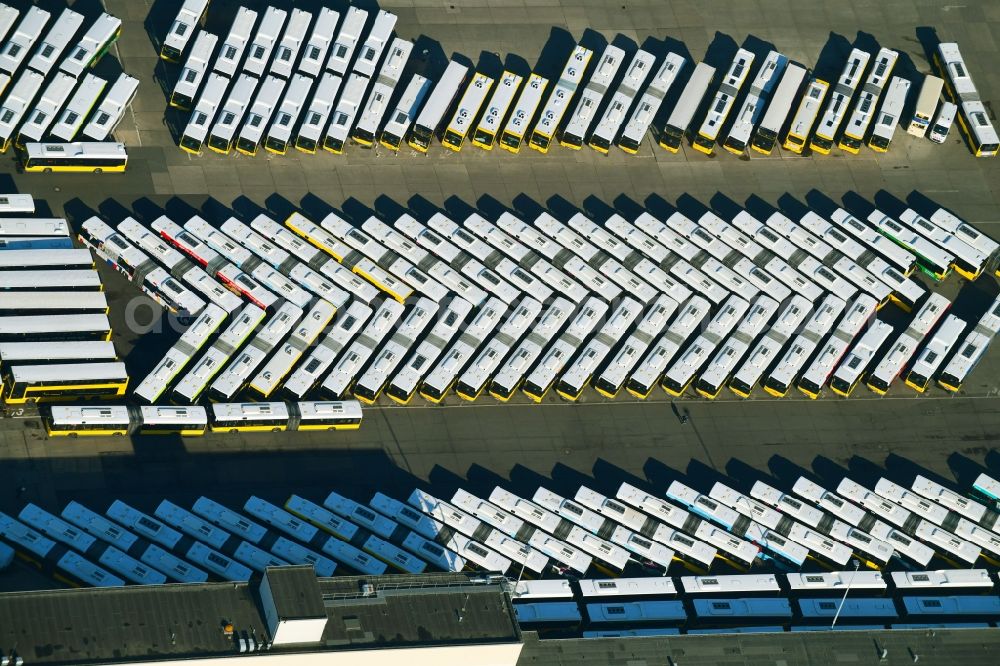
9,361,126,382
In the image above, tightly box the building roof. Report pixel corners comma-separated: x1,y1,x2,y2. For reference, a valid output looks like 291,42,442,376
0,571,520,665
265,565,326,620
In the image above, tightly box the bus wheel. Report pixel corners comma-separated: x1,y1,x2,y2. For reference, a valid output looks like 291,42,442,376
229,428,238,434
43,168,52,173
94,168,102,174
69,432,78,438
272,427,281,432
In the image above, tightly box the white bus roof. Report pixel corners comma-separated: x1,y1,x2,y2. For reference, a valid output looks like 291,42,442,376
243,6,286,77
0,5,18,44
665,61,715,131
0,6,50,75
269,8,310,79
162,0,209,59
18,73,76,144
81,73,139,141
210,73,258,142
214,6,257,77
10,361,125,382
0,291,107,312
0,69,43,139
60,13,120,78
413,60,469,134
354,10,397,78
50,73,107,142
327,6,366,75
298,7,339,78
182,72,228,145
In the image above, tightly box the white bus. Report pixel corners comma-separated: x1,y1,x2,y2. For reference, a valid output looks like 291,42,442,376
49,73,106,142
420,296,506,403
470,70,522,150
722,50,787,154
319,299,403,399
380,74,431,151
169,31,217,110
439,71,494,151
299,7,338,78
696,296,781,400
763,294,847,397
0,6,49,76
520,296,606,402
295,72,342,153
279,296,367,400
60,12,121,78
529,44,593,153
783,77,829,152
829,207,917,276
938,293,1000,392
386,297,472,405
618,52,685,154
904,314,966,392
560,44,624,149
81,73,139,141
172,304,265,402
160,0,208,62
326,6,366,75
249,300,337,397
898,208,986,280
243,6,286,77
28,8,82,77
868,209,953,281
323,72,367,153
16,72,74,147
867,292,950,394
453,298,541,401
352,298,437,404
488,297,572,401
589,49,654,153
407,60,467,152
810,48,870,153
868,76,910,152
663,295,751,397
263,73,312,155
750,62,806,154
214,6,257,77
179,72,228,155
692,47,754,155
908,75,944,137
499,72,548,153
792,293,876,397
556,296,644,401
626,296,710,399
353,37,411,147
659,61,715,152
207,72,258,154
270,8,310,79
0,6,15,43
0,69,42,151
928,207,999,262
928,101,956,144
827,319,894,397
840,48,898,153
354,10,397,78
594,294,678,399
235,74,285,156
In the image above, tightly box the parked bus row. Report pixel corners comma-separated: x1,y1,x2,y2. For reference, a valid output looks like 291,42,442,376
0,6,135,160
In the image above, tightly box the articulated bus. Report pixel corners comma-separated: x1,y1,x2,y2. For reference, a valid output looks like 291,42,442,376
380,74,432,151
762,294,846,398
208,73,258,154
420,297,506,403
27,8,83,77
352,38,412,147
171,31,218,110
269,8,310,80
619,52,685,154
557,296,643,401
898,208,986,280
160,0,208,62
750,63,806,154
299,7,338,78
783,77,829,153
868,209,953,281
214,6,257,77
696,296,780,400
472,71,523,150
626,296,710,399
326,6,366,76
179,72,228,155
499,72,548,153
442,72,493,151
867,292,950,394
488,297,574,401
594,294,678,398
908,75,944,137
387,297,472,405
0,7,50,76
723,50,787,154
352,298,437,404
521,297,607,402
529,44,593,153
560,44,624,149
408,60,468,152
867,76,910,152
810,48,870,154
938,293,1000,392
208,401,362,433
660,61,715,152
664,295,751,397
589,49,654,153
248,300,337,397
283,302,370,399
936,42,999,157
453,298,540,401
61,12,121,78
235,74,285,156
323,72,367,153
243,6,286,77
81,73,140,142
264,73,312,154
318,300,402,399
839,47,898,153
295,72,342,153
912,476,996,527
904,314,966,392
0,69,43,151
49,73,107,142
827,319,894,397
693,48,754,155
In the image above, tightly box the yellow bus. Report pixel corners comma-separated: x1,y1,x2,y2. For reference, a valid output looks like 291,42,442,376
471,70,522,150
21,141,127,173
528,45,592,153
442,72,494,151
782,78,828,153
4,362,128,404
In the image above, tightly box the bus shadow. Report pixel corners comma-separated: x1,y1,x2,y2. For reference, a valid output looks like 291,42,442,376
643,193,679,221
